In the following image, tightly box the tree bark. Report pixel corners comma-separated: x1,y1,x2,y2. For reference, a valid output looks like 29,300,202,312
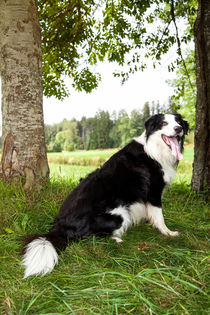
192,0,210,191
0,0,49,189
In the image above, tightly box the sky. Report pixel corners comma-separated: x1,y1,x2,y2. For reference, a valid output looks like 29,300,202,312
0,58,176,127
43,61,176,125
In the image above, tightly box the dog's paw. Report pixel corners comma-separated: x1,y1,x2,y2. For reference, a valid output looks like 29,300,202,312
111,236,123,243
168,230,179,237
159,227,180,237
163,230,179,237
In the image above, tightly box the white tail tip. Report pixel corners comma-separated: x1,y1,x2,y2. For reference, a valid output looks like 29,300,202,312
22,237,58,278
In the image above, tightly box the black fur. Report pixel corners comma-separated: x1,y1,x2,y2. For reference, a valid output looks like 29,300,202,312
49,141,165,245
22,113,188,277
174,113,189,150
145,114,165,139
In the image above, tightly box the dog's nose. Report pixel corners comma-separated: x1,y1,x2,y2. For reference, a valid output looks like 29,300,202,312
174,126,182,134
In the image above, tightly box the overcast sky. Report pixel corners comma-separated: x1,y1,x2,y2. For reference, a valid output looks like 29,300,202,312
42,61,176,125
0,58,176,127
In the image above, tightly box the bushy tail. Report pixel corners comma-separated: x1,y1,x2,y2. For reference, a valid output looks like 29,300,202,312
22,233,67,279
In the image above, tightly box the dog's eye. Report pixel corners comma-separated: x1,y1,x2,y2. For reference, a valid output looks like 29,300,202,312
162,121,168,126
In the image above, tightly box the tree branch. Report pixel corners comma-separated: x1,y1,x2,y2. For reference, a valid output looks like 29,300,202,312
42,2,78,44
156,19,172,52
170,0,194,92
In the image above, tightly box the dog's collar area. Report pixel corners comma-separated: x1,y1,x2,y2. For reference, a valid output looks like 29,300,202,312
161,134,183,161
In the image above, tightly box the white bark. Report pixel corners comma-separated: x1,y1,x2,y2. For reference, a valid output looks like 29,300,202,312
0,0,49,188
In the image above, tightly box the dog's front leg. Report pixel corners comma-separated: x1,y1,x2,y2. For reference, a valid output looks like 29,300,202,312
146,203,179,237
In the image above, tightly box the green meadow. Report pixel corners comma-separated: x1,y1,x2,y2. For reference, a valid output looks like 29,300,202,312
47,149,118,167
0,147,195,180
48,147,194,180
0,147,209,314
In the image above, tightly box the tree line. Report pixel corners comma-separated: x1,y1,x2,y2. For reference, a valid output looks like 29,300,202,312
45,100,176,152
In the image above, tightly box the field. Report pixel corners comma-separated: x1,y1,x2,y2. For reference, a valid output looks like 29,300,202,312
48,147,194,180
0,147,209,314
48,149,118,167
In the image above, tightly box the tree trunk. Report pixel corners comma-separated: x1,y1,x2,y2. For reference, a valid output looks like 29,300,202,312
192,0,210,191
0,0,49,189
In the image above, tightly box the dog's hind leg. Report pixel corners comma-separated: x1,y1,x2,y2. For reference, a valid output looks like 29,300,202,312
92,212,123,236
146,203,179,237
92,206,131,242
109,206,132,241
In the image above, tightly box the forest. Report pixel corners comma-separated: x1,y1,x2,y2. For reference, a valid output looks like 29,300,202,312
45,99,178,152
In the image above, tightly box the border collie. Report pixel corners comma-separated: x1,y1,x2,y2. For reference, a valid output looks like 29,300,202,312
22,113,188,278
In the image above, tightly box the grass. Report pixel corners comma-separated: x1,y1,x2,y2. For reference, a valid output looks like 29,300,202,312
182,147,194,163
47,147,193,165
48,149,118,167
49,164,96,179
48,148,194,181
48,147,194,179
0,147,209,314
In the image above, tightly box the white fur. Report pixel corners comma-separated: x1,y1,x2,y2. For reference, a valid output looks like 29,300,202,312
111,236,123,243
129,202,146,225
136,131,176,184
146,203,179,236
110,206,132,238
22,237,58,278
110,203,146,241
135,114,182,184
162,114,183,137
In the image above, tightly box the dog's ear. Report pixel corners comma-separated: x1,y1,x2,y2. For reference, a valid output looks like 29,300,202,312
182,119,189,135
145,114,163,139
175,113,189,135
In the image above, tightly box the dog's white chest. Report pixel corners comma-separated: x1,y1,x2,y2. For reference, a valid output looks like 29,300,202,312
129,202,146,225
162,165,176,184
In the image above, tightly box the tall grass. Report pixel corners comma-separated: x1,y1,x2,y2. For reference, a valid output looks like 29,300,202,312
48,149,118,167
0,147,209,314
48,147,194,169
49,164,96,179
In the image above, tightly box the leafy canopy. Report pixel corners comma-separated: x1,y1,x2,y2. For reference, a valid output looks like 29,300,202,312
38,0,198,100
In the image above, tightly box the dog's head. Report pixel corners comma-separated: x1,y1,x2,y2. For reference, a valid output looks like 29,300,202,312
145,113,189,161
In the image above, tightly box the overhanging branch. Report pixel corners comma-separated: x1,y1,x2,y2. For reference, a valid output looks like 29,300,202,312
170,0,194,92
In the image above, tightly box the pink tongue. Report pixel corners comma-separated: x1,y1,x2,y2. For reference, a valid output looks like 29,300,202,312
168,137,183,160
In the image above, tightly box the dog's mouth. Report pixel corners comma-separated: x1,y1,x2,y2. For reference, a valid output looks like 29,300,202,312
161,135,183,160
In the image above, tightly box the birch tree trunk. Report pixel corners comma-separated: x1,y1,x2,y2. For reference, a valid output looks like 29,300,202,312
0,0,49,189
192,0,210,191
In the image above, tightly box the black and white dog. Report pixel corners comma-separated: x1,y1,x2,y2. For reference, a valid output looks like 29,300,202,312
22,113,188,278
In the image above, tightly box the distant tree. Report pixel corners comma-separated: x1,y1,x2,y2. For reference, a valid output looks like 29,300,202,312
151,101,156,115
45,124,58,150
110,111,121,148
159,97,177,115
55,121,81,151
85,117,98,150
50,140,62,153
142,102,151,122
95,111,113,149
117,110,131,146
130,109,144,138
156,100,161,114
167,97,177,114
54,131,66,151
79,117,88,150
